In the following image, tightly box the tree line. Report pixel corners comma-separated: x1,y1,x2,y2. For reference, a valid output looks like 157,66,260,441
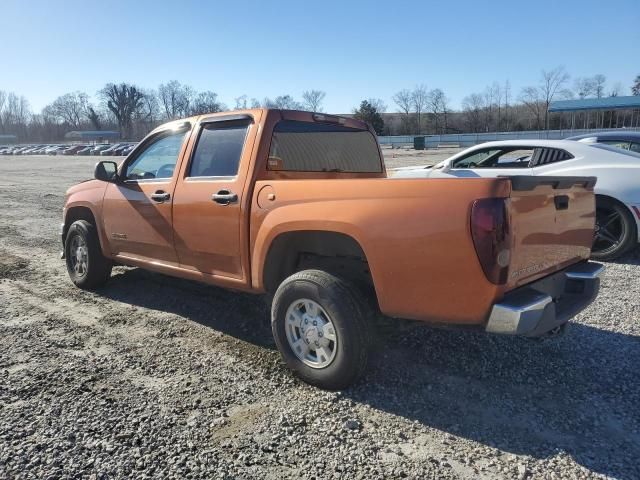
0,69,639,142
392,68,640,135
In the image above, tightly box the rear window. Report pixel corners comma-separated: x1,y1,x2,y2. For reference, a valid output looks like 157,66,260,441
268,120,382,173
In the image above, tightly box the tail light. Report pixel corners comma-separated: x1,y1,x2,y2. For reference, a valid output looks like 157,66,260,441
471,198,511,285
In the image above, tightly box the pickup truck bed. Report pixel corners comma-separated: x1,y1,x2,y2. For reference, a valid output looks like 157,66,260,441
61,109,603,389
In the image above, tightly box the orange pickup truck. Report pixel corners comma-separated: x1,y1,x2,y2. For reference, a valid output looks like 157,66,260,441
61,109,603,389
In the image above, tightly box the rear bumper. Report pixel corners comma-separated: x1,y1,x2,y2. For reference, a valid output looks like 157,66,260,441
485,261,603,337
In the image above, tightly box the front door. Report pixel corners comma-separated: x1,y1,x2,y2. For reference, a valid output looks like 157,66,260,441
172,115,257,280
102,125,191,265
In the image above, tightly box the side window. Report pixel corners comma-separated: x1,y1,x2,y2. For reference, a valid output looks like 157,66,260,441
188,120,250,177
601,140,631,150
451,149,500,168
452,148,533,169
534,148,573,166
629,142,640,153
125,130,187,180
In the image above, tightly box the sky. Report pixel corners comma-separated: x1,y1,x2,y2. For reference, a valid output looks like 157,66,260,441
1,0,638,114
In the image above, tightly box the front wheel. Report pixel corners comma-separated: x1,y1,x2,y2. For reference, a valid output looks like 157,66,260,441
65,220,112,289
591,197,637,261
271,270,372,390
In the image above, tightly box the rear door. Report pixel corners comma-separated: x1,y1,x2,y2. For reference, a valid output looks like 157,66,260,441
171,113,259,281
506,176,596,289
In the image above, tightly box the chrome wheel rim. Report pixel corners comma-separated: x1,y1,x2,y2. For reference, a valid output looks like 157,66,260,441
69,235,88,277
593,206,625,255
285,299,337,369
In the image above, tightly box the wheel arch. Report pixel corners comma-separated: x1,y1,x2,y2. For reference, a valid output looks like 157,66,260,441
595,193,640,245
64,204,110,256
260,230,377,303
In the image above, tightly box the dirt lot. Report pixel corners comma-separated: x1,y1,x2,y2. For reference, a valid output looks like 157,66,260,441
1,154,639,479
382,145,460,169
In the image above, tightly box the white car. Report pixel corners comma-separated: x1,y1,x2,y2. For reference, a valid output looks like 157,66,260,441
393,140,640,260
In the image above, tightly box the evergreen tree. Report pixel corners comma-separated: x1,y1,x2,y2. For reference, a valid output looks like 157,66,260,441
353,100,384,135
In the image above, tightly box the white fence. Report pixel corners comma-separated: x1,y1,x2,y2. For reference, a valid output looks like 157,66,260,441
378,127,640,149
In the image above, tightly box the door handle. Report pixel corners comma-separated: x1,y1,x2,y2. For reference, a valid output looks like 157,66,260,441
150,191,171,203
212,190,238,205
554,195,569,211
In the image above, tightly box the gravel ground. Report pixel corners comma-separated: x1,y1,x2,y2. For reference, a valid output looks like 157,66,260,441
1,154,639,480
381,145,459,169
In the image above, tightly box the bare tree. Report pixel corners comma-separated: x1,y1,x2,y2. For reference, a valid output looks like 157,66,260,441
609,82,624,97
461,93,484,133
521,67,570,130
0,90,6,133
392,89,413,134
136,89,161,135
234,95,248,110
100,83,144,139
519,86,545,130
158,80,194,120
503,80,511,131
301,90,326,112
3,93,31,131
190,91,226,115
262,95,302,109
411,85,429,134
574,77,596,99
427,88,448,133
593,74,606,98
366,98,387,113
47,91,89,128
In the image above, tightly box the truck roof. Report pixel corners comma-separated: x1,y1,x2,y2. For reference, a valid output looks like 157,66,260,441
149,109,370,136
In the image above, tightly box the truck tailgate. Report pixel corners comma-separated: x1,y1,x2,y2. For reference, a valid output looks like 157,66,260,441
506,176,596,289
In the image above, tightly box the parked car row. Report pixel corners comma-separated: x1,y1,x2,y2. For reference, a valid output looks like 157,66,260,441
0,142,137,156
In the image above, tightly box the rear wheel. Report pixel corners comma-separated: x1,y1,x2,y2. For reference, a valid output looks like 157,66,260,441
65,220,112,289
271,270,372,390
591,197,636,261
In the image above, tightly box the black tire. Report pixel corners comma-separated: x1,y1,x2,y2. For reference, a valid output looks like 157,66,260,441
271,269,372,390
591,197,637,261
64,220,112,289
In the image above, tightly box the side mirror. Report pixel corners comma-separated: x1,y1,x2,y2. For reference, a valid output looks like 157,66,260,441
433,160,451,172
94,161,119,183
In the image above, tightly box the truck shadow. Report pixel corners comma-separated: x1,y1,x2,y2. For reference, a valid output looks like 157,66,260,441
97,265,638,479
100,266,276,349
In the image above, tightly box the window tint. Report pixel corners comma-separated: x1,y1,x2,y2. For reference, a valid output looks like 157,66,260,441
125,131,187,180
268,121,382,173
188,121,249,177
452,148,533,169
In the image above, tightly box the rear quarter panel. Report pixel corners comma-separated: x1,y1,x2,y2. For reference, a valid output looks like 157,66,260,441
251,177,512,325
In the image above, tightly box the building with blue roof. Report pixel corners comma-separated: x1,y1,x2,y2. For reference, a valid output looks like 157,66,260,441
549,95,640,129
